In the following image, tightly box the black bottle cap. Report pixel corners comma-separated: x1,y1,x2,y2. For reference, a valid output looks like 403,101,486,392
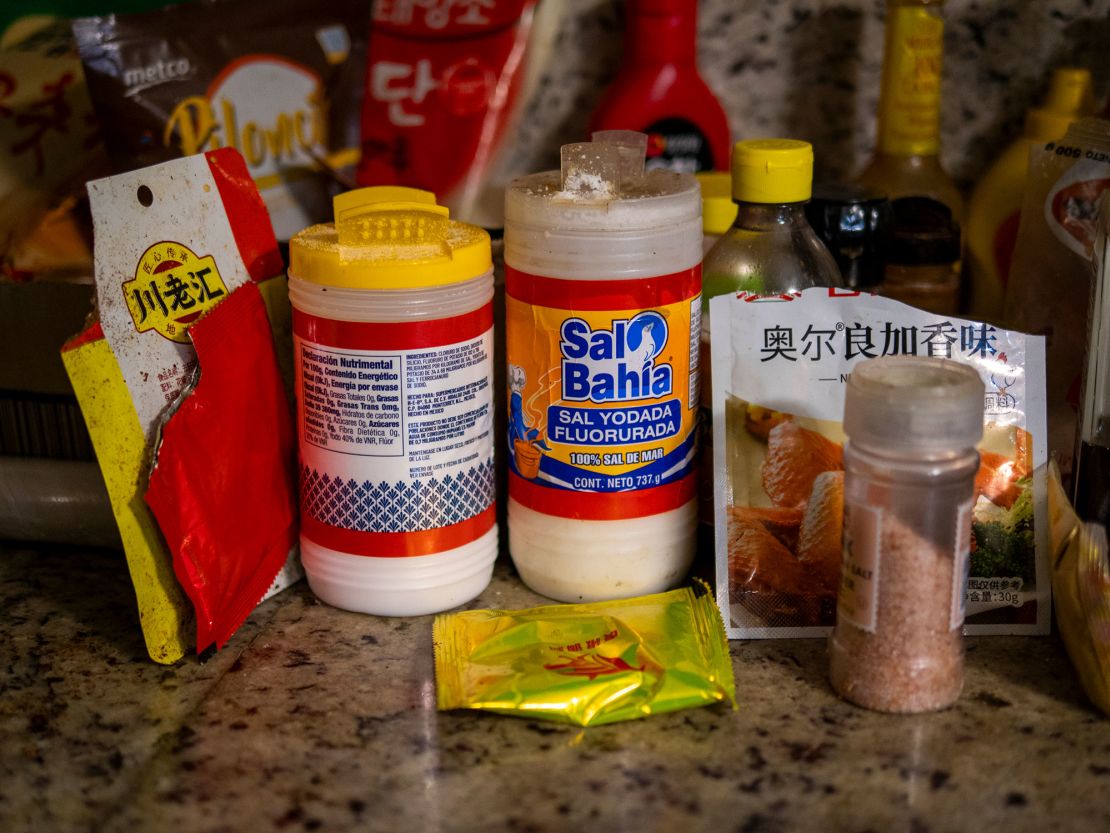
806,184,891,289
886,197,961,265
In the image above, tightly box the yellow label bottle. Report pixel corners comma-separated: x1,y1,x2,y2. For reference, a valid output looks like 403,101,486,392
966,68,1094,320
876,2,943,157
857,0,964,227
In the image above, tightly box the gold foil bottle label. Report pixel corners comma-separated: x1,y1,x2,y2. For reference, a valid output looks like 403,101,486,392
877,5,944,157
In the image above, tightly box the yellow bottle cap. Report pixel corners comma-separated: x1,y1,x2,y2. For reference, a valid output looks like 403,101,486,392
731,139,814,204
1024,67,1095,141
696,171,738,235
289,186,492,290
1042,67,1094,114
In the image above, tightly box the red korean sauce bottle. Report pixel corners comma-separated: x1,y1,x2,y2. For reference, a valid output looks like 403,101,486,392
589,0,731,174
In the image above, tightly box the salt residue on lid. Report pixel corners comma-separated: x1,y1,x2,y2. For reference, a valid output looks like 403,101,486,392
506,168,700,232
557,171,615,200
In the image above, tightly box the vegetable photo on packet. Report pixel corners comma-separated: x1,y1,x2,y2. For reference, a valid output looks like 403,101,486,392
971,460,1035,584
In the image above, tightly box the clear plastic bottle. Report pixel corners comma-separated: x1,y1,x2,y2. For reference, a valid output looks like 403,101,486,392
829,356,984,713
702,140,841,303
700,140,841,536
855,0,964,227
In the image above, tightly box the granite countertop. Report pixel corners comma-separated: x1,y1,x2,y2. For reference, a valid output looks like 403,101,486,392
2,543,1108,833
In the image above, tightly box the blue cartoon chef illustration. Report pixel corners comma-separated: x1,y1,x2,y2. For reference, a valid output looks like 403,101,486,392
509,363,549,478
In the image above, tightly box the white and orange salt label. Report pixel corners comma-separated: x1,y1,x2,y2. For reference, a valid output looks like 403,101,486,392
505,266,700,521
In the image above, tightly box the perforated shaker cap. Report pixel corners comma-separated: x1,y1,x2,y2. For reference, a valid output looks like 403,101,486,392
289,186,491,290
843,356,984,452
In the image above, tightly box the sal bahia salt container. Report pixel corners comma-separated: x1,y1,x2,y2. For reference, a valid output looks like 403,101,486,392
503,130,702,602
288,187,497,616
829,355,984,713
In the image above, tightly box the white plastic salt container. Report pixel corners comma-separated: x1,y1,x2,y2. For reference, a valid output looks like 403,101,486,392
288,187,497,615
503,131,703,602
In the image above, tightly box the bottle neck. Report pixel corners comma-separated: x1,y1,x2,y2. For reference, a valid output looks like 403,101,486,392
625,5,697,67
846,439,979,480
733,201,810,231
876,1,945,158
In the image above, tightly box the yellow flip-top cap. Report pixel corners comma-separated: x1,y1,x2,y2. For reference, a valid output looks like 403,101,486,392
1025,67,1094,141
731,139,814,204
289,186,492,290
696,171,738,235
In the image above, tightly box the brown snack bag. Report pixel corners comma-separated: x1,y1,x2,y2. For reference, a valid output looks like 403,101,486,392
72,0,367,241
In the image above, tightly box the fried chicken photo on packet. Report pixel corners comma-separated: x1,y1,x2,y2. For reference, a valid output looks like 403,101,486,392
727,506,807,596
761,421,844,509
726,414,845,625
796,470,844,595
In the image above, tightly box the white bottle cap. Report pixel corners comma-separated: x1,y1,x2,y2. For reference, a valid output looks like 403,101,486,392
504,131,701,279
844,356,984,452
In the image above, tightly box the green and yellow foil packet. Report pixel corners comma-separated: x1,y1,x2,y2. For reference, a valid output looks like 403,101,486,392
433,584,737,727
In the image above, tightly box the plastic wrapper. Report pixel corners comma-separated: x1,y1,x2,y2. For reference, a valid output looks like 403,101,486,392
433,583,736,727
1003,117,1110,477
356,0,541,228
73,0,367,241
1048,463,1110,716
146,281,297,652
0,17,101,279
711,288,1049,638
62,319,190,663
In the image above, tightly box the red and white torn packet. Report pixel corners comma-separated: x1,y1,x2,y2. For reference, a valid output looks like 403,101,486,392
710,288,1049,639
81,148,300,654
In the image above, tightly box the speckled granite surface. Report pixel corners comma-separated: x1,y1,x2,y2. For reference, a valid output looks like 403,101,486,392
505,0,1110,192
3,542,1109,833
